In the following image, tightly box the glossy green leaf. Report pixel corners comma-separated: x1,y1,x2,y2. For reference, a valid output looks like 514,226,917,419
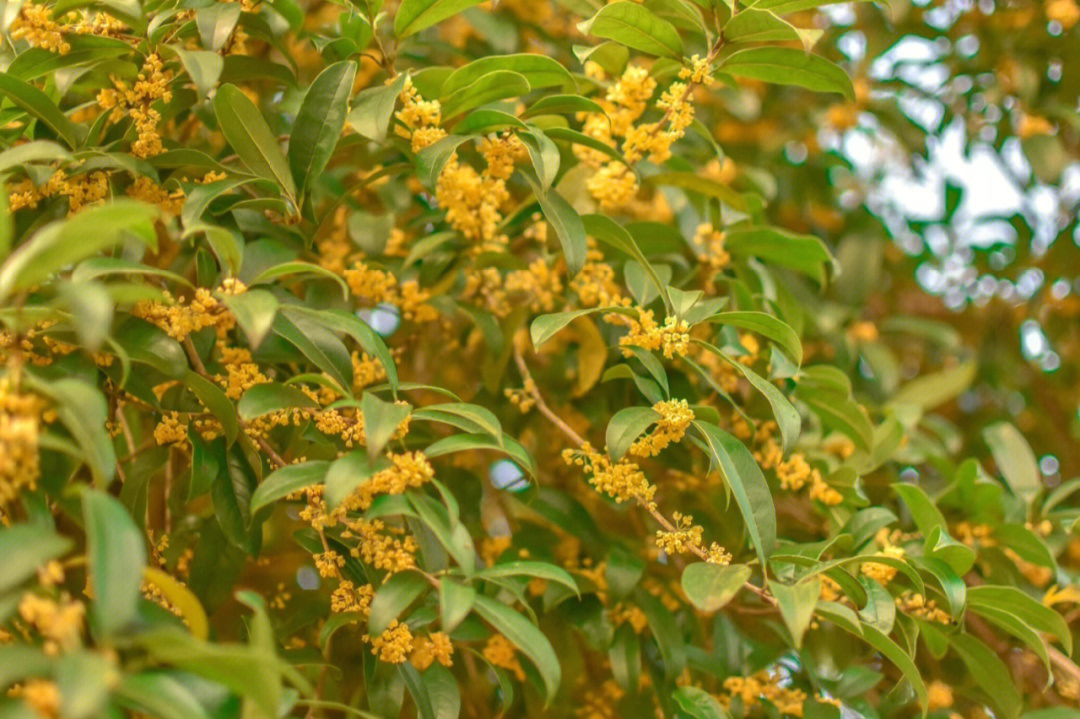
681,562,752,613
579,2,684,59
289,61,357,196
82,490,146,637
719,47,855,100
213,84,296,200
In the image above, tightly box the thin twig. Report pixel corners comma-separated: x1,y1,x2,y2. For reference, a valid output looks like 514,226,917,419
512,345,774,605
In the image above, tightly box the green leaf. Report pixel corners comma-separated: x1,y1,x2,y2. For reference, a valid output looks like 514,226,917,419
82,489,146,637
222,289,279,350
0,525,72,595
274,309,353,391
186,371,239,445
680,562,752,613
724,8,821,49
949,633,1022,719
411,403,503,441
424,433,537,479
582,214,669,311
394,0,487,37
544,127,630,166
669,682,730,716
213,84,296,200
289,61,357,197
438,578,476,632
719,47,854,100
691,421,776,566
369,571,430,635
606,406,661,461
967,586,1071,654
416,134,471,189
984,422,1041,505
324,451,388,510
472,595,561,703
0,140,71,175
816,604,928,711
451,109,527,135
440,70,530,118
361,392,412,458
724,225,834,284
519,128,561,190
695,341,800,453
892,484,947,536
579,1,684,59
770,578,820,648
477,561,580,596
238,382,318,421
890,360,977,411
707,311,802,366
441,55,575,96
213,448,261,554
672,686,731,719
647,171,751,212
291,307,399,394
0,72,84,148
522,169,587,275
522,94,606,119
48,378,117,488
797,386,873,451
196,4,241,51
0,200,158,300
249,460,329,514
115,673,213,719
347,73,409,142
172,47,223,101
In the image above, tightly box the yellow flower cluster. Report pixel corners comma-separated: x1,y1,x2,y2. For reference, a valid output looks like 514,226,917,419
927,680,954,710
572,246,630,308
329,580,374,614
97,53,173,158
655,512,703,556
564,443,656,508
9,679,62,718
1047,0,1080,29
18,592,84,655
132,285,238,340
609,603,649,633
11,3,70,52
629,398,694,457
8,169,110,214
615,310,691,359
10,3,126,54
0,378,45,507
436,135,524,252
410,631,454,670
693,223,730,291
338,451,434,512
777,454,842,506
396,77,446,152
860,533,906,585
349,518,420,573
344,261,439,322
482,634,525,680
896,591,951,624
215,347,268,400
722,670,830,717
126,176,185,216
370,619,413,663
153,411,189,448
578,65,655,210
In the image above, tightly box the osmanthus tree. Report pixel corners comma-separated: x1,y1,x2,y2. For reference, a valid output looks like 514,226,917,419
0,0,1077,717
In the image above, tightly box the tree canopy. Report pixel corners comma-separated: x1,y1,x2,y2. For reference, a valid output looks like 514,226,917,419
0,0,1078,718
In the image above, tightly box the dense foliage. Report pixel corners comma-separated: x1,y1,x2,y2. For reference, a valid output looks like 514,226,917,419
0,0,1078,718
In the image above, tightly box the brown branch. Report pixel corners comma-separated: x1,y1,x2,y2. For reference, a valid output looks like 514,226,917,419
512,345,774,606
